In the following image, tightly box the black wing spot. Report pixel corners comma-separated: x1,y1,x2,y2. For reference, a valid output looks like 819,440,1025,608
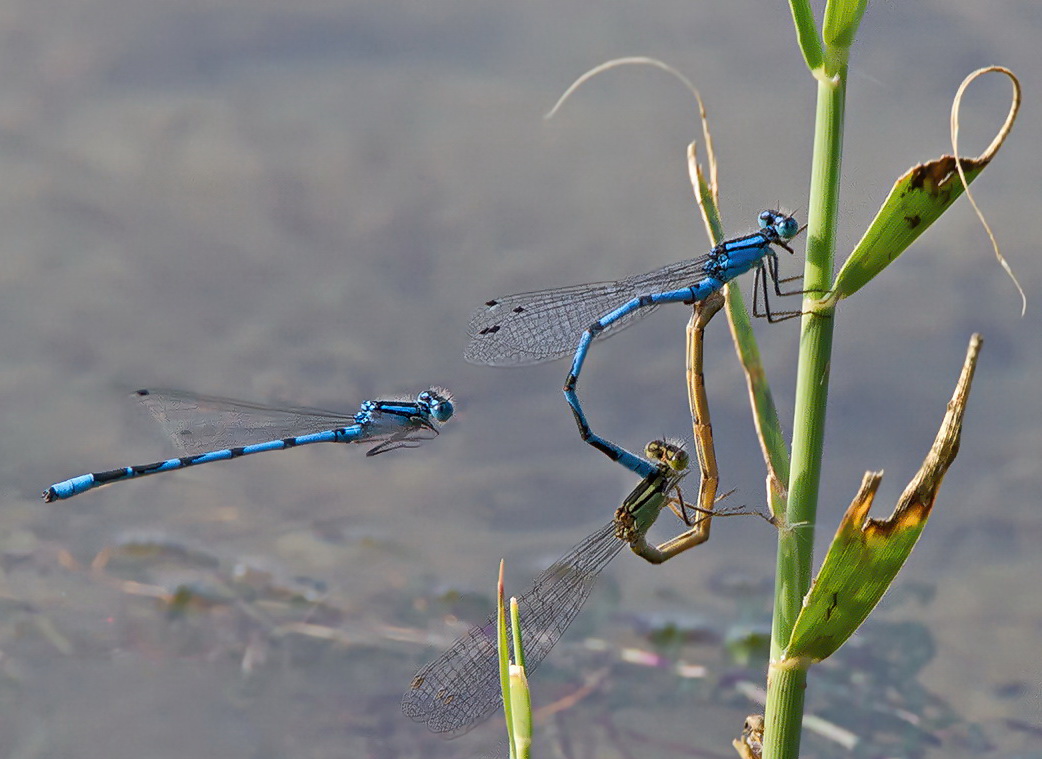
479,325,501,335
512,306,525,314
135,389,150,396
484,299,498,307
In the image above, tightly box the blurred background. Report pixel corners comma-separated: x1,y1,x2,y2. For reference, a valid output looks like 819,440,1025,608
0,1,1039,757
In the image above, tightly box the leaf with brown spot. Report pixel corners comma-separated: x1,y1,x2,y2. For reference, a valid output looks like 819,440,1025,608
784,335,982,662
824,68,1019,305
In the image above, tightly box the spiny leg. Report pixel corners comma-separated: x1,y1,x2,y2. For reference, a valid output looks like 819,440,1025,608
766,252,805,297
752,259,803,323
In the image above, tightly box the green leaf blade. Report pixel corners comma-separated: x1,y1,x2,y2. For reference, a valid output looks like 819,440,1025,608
822,0,868,51
784,335,981,662
829,155,987,302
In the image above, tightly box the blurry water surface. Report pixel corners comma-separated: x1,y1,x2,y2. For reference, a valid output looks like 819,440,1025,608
2,2,1040,757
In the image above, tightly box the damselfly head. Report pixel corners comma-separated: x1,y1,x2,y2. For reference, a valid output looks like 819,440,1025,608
419,387,455,423
758,209,800,243
644,439,689,472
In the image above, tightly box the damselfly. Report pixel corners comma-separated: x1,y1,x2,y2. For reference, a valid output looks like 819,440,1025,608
564,213,799,469
43,387,454,502
466,210,800,369
401,439,694,735
466,211,799,472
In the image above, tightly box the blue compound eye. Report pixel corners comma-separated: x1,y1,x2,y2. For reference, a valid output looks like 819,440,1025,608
432,400,454,423
777,216,800,239
758,210,774,228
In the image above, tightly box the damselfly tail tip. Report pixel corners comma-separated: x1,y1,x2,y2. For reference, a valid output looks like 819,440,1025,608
41,488,57,503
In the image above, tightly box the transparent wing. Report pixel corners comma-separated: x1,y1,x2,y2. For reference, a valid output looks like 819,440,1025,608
402,521,624,736
363,422,439,456
133,389,360,455
464,254,712,366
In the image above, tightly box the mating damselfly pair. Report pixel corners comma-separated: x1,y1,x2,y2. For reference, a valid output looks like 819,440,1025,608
404,289,771,735
403,211,801,734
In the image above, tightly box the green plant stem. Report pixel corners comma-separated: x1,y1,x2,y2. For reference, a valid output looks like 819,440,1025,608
762,66,846,759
